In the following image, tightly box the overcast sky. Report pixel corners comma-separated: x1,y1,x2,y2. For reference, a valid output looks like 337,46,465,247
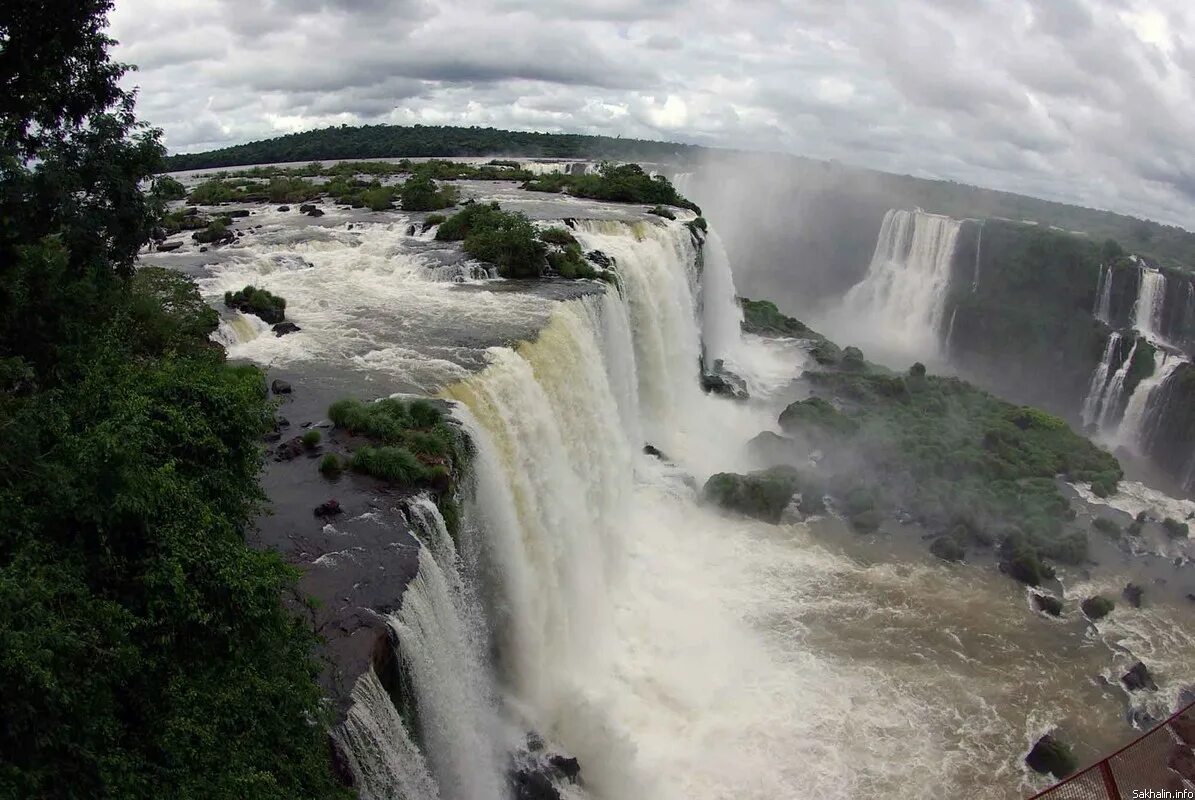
110,0,1195,227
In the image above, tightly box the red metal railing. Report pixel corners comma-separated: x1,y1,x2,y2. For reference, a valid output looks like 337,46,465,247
1029,700,1195,799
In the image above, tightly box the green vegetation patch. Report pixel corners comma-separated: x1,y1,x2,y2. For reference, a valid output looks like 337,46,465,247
703,466,803,523
436,202,546,278
399,173,459,212
740,298,813,337
522,162,699,212
327,397,464,492
224,285,287,324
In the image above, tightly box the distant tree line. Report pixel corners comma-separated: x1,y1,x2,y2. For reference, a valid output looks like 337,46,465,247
162,123,703,171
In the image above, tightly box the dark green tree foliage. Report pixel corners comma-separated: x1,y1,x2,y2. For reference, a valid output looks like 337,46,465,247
328,397,462,488
522,162,700,212
703,466,802,523
161,125,704,172
435,202,546,278
739,298,812,337
399,173,459,211
0,4,347,796
224,284,287,324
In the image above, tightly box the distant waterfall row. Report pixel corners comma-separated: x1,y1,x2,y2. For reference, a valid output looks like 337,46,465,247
840,209,963,361
337,218,739,799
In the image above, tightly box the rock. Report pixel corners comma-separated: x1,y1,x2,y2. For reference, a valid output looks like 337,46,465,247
701,360,749,400
277,205,290,212
314,499,343,518
222,208,250,218
274,437,305,462
1121,661,1158,692
585,249,614,269
299,204,316,214
263,430,282,443
156,240,183,252
930,536,965,562
272,322,302,337
271,379,292,395
347,223,354,230
405,225,417,236
199,246,209,252
547,755,580,783
1123,583,1144,608
703,467,800,523
1188,593,1195,604
1032,593,1064,617
306,207,325,218
1081,595,1115,620
510,768,560,800
643,444,666,460
526,732,545,752
1025,734,1077,779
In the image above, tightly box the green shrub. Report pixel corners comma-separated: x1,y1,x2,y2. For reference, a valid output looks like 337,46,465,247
436,203,545,278
546,245,598,279
539,226,579,247
1092,517,1122,537
850,509,884,533
842,346,866,371
930,536,965,562
319,453,343,477
400,174,458,211
301,430,321,449
193,219,230,244
224,285,286,324
408,399,443,428
522,163,699,212
1163,517,1190,539
152,175,186,201
778,397,858,438
351,446,426,484
1081,595,1115,620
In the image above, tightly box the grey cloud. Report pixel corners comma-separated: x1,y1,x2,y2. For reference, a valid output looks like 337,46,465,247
107,0,1195,227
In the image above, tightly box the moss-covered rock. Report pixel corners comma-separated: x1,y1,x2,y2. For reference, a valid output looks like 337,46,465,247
1026,734,1077,779
929,536,965,562
1163,517,1190,539
1032,593,1064,617
225,285,286,324
702,466,802,523
778,397,858,439
1081,595,1115,620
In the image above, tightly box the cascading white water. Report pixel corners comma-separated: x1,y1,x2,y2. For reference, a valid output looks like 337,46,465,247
334,670,441,800
1096,339,1139,431
1081,333,1122,427
971,220,983,293
1133,270,1167,341
1115,352,1186,453
213,311,272,346
390,499,509,800
698,228,746,368
839,209,963,360
1094,264,1114,323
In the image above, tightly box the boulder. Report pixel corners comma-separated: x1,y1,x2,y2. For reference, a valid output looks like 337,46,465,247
585,249,614,269
701,360,749,401
1121,661,1158,692
1025,734,1077,779
1032,594,1064,617
272,322,302,337
643,444,666,460
271,379,293,395
547,755,580,783
277,205,290,212
299,204,317,214
314,499,343,518
224,209,251,218
1081,595,1115,620
405,225,417,236
199,246,209,252
510,769,560,800
156,240,183,252
274,437,305,462
1122,583,1144,608
703,467,800,523
306,208,325,218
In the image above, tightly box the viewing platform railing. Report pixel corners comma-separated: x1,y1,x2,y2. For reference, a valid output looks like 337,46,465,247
1028,700,1195,799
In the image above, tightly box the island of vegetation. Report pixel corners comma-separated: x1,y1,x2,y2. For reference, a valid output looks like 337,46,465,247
707,298,1124,588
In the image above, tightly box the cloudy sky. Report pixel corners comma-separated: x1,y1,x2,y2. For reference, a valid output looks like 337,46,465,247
109,0,1195,227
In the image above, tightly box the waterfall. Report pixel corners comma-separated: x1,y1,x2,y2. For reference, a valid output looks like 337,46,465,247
1133,269,1167,341
389,500,508,800
1081,333,1121,427
970,220,983,293
213,311,271,346
840,209,963,359
1094,264,1114,323
1096,339,1139,431
698,228,746,368
334,670,441,800
1115,352,1186,453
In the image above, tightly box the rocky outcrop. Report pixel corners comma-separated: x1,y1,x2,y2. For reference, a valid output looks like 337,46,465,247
1121,661,1158,692
1081,595,1115,620
273,321,302,337
1033,593,1064,617
1025,734,1077,779
700,358,748,400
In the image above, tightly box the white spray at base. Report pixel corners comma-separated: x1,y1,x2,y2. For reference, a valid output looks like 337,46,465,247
836,209,963,362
